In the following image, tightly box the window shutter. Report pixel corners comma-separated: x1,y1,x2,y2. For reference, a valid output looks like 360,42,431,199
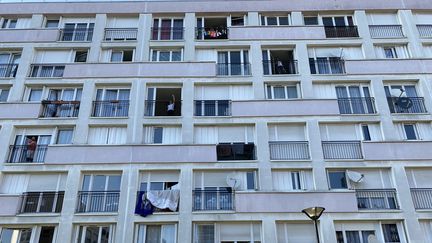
88,127,109,144
0,174,29,193
194,126,218,144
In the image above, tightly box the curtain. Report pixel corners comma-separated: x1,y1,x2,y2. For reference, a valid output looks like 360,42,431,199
346,231,361,243
88,127,109,144
162,127,182,144
395,45,409,58
230,85,253,100
161,225,175,243
195,225,214,243
145,225,161,243
272,171,292,191
35,50,71,63
194,127,218,144
0,174,29,193
417,123,432,140
107,127,127,144
314,84,335,99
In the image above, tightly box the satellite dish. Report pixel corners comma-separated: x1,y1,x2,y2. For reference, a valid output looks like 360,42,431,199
347,170,364,183
368,234,379,243
395,97,413,109
226,173,242,190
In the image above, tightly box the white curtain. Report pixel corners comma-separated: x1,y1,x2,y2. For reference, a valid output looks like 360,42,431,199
407,168,432,188
194,126,218,144
313,84,335,98
162,127,182,144
424,45,432,58
220,223,259,242
34,50,71,63
342,47,364,60
320,124,359,140
269,124,305,141
16,18,31,28
107,127,127,144
395,45,410,58
195,49,217,62
230,85,253,100
88,127,109,144
415,13,432,24
368,123,383,141
272,171,294,191
106,17,138,28
0,174,29,194
143,126,154,144
417,123,432,140
277,223,317,243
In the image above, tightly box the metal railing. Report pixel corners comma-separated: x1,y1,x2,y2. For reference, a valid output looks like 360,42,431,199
196,27,228,40
324,26,359,38
193,189,234,211
136,191,179,212
144,100,182,116
8,145,48,163
40,100,80,118
337,97,377,114
58,27,94,41
411,188,432,209
269,141,310,160
29,64,65,78
417,25,432,38
216,63,251,76
356,189,399,210
216,143,255,161
263,60,298,75
76,191,120,213
20,191,64,213
92,100,130,117
151,27,184,40
0,64,18,78
369,25,404,38
387,97,427,114
194,100,231,116
104,28,138,41
322,141,363,159
309,59,345,75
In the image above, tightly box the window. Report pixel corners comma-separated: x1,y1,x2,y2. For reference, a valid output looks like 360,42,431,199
111,50,133,62
403,124,418,140
136,224,177,243
56,129,73,144
328,171,348,189
93,88,130,117
1,18,17,29
335,85,374,114
194,223,261,243
322,16,354,27
260,15,290,26
231,16,245,26
152,18,184,40
246,171,256,190
272,170,311,191
362,124,371,141
143,126,182,144
304,16,319,25
0,228,32,243
38,226,56,243
61,23,94,41
88,127,127,145
82,174,121,192
266,84,298,99
384,47,398,58
151,49,182,62
74,50,88,62
336,230,376,243
217,50,250,76
0,88,9,101
76,225,114,243
382,224,400,243
45,19,59,28
28,88,42,101
291,171,301,190
195,225,214,243
377,45,410,59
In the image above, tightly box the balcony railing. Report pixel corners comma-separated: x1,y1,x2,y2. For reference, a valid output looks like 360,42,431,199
104,28,138,41
76,191,120,213
29,64,65,78
151,27,184,40
324,26,359,38
369,25,404,38
194,100,231,116
40,100,80,118
337,97,377,114
263,60,298,75
217,143,255,161
196,27,228,40
144,100,181,116
410,188,432,209
269,141,310,160
387,97,427,114
309,59,345,75
356,189,399,210
216,63,251,76
193,189,234,211
417,25,432,38
20,191,64,214
8,145,48,163
322,141,363,159
92,100,129,117
136,191,179,212
58,27,94,41
0,64,18,78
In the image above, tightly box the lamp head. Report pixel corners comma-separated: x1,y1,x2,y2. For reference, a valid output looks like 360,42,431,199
302,206,325,221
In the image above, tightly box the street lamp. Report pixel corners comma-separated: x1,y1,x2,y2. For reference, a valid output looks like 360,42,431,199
302,206,325,243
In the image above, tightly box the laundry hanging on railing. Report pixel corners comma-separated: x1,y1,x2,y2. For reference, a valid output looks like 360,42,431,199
147,189,180,212
202,28,227,38
134,191,154,217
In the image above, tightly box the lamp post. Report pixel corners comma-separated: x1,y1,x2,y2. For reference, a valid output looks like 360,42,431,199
302,206,325,243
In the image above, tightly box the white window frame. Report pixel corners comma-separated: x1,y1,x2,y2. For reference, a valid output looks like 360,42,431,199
150,49,183,62
152,17,184,40
265,83,300,99
320,15,355,26
75,225,115,243
0,225,58,243
402,123,419,140
110,49,134,62
55,127,74,144
1,18,17,29
259,14,291,26
81,174,121,192
44,18,60,28
135,224,178,243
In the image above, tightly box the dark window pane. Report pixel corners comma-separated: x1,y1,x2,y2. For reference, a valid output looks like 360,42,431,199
362,125,371,141
329,171,347,189
266,17,277,25
38,226,55,243
279,17,289,25
304,16,318,25
246,172,255,190
154,127,163,143
404,125,417,140
382,224,400,242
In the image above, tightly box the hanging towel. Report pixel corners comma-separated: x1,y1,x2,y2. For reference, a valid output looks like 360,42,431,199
134,191,154,217
146,190,180,211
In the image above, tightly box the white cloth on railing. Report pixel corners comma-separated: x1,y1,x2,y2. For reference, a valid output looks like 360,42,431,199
146,189,180,211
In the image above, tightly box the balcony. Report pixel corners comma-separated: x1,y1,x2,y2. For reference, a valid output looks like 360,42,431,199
356,189,399,210
269,141,310,160
0,64,18,78
7,145,48,163
386,97,427,114
136,191,179,213
410,188,432,209
309,59,345,75
216,63,251,76
92,100,129,117
369,25,404,38
322,141,363,160
229,26,326,40
58,27,94,41
104,28,137,41
151,27,184,40
194,100,231,116
19,191,64,214
363,141,432,161
324,26,359,38
193,189,234,211
216,143,255,161
40,100,80,118
196,27,228,40
144,100,181,116
76,191,120,213
263,60,298,75
337,97,376,114
29,64,65,78
417,25,432,38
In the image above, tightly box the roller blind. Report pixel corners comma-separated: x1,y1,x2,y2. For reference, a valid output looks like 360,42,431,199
194,126,218,144
106,17,138,28
88,127,126,144
218,126,254,143
34,50,71,63
313,84,335,98
367,13,399,25
27,174,66,191
140,171,180,182
231,85,253,100
342,47,364,59
0,174,29,193
268,124,305,141
194,85,230,100
320,124,358,140
312,48,343,57
277,223,317,243
220,223,254,241
195,49,217,62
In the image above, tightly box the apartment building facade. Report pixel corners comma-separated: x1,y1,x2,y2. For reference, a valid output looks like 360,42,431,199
0,0,432,242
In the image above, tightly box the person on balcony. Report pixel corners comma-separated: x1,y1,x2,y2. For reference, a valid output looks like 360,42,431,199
167,94,176,115
26,137,37,162
276,58,286,74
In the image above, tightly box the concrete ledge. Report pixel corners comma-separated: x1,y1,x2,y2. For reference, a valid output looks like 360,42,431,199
0,103,40,119
229,26,326,40
345,59,432,75
363,141,432,161
0,29,58,42
0,194,20,216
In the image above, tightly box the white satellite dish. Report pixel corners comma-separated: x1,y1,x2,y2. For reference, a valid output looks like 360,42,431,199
347,170,364,183
226,173,242,190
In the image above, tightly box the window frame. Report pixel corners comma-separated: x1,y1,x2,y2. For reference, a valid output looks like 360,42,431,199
150,49,183,62
260,14,291,26
265,83,300,99
402,123,418,140
75,224,115,243
327,170,349,190
110,49,134,62
136,224,178,243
